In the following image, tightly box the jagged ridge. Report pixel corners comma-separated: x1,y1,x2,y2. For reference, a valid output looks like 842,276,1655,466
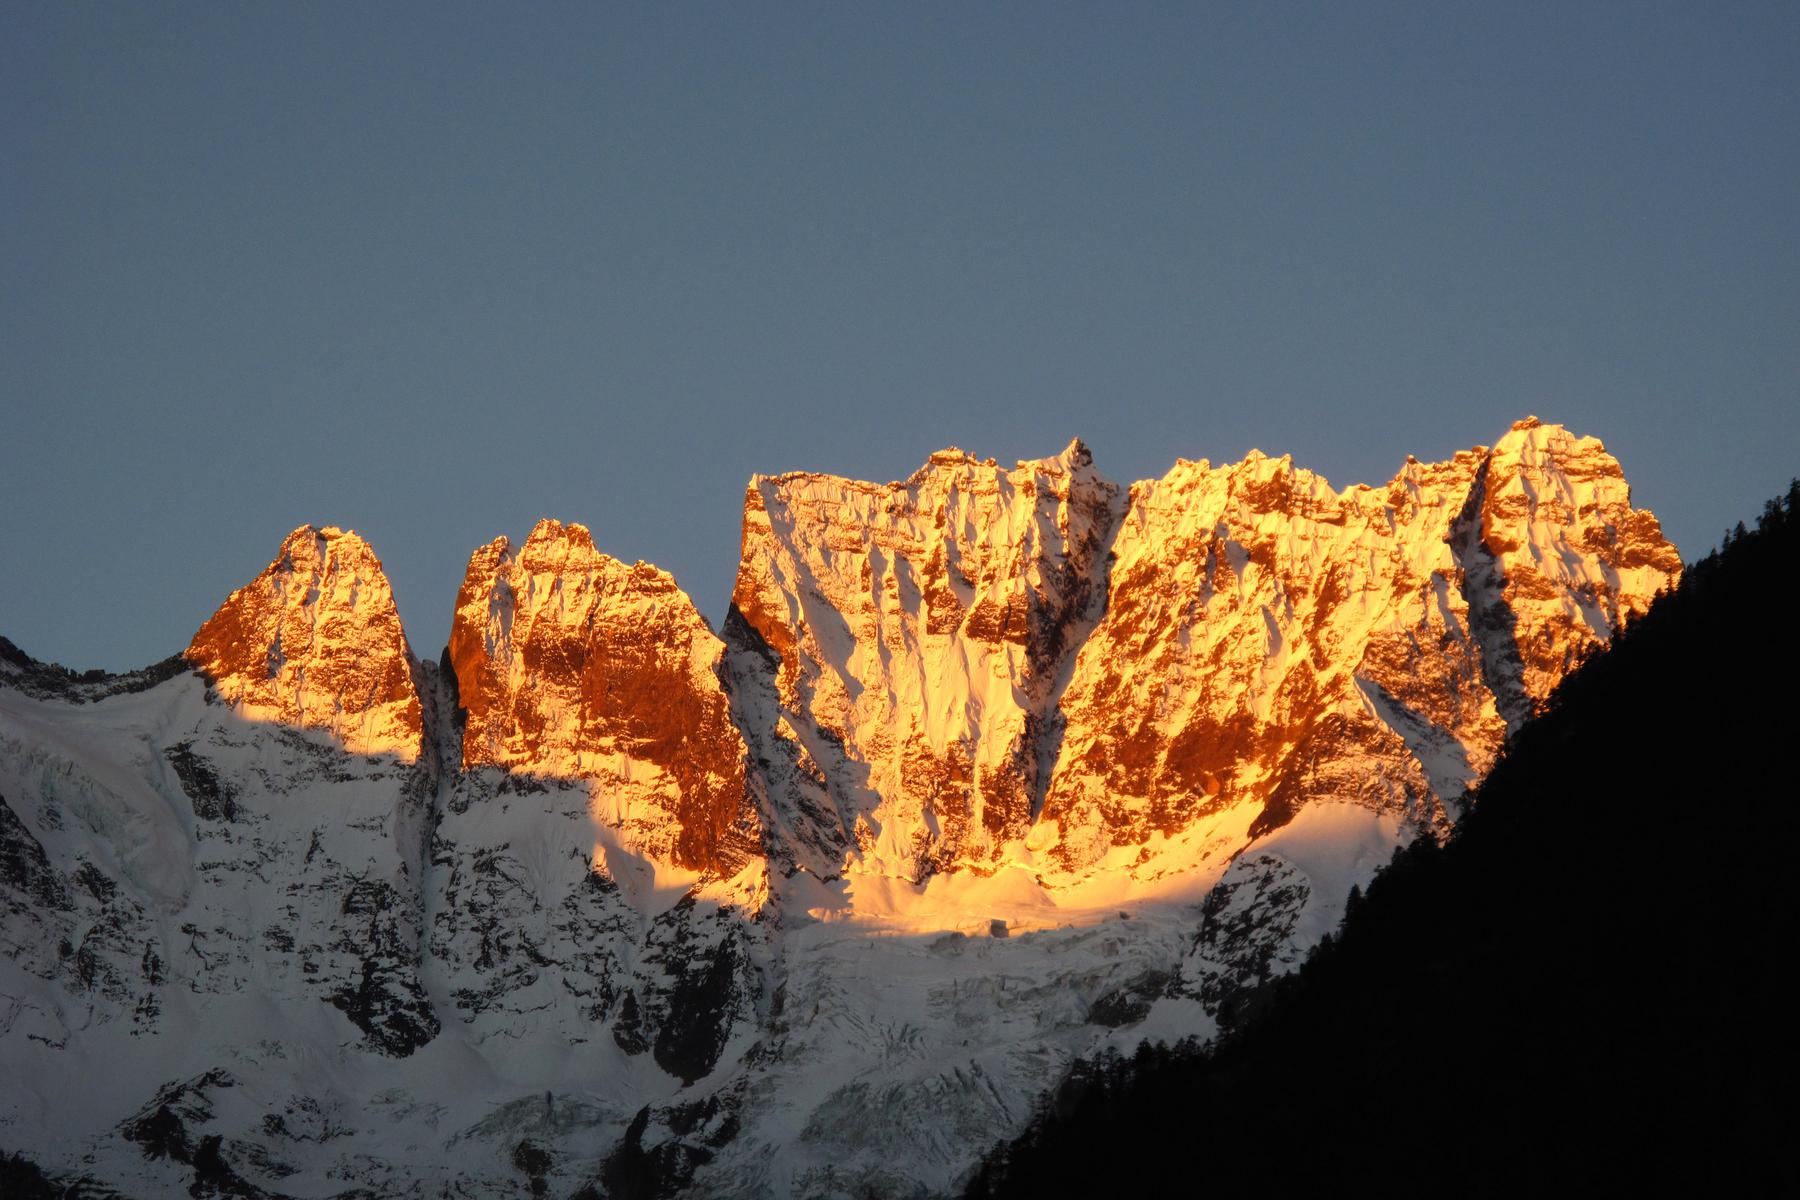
0,417,1682,1199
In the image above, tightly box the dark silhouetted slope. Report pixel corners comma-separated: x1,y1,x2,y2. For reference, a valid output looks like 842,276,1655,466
969,483,1800,1197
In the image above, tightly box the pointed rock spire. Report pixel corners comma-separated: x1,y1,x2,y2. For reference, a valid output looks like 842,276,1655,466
185,525,422,759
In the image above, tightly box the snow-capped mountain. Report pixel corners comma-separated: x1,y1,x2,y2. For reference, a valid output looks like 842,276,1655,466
184,525,425,761
0,419,1679,1197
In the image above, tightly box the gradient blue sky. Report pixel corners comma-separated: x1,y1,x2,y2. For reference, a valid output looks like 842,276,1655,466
5,2,1796,670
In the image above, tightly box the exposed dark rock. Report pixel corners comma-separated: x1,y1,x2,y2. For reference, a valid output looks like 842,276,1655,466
611,991,649,1056
164,743,240,823
0,1151,62,1200
0,793,70,912
325,880,439,1056
1086,969,1171,1028
635,898,754,1086
512,1138,553,1197
599,1091,743,1200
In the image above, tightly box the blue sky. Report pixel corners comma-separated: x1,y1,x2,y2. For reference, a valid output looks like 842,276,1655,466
5,2,1796,669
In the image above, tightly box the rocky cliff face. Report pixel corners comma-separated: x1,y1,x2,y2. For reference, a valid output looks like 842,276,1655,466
448,519,759,877
727,439,1122,880
1,523,764,1197
184,526,423,760
1456,418,1683,725
729,420,1678,893
0,419,1683,1199
1042,445,1490,879
427,520,765,1096
691,421,1679,1190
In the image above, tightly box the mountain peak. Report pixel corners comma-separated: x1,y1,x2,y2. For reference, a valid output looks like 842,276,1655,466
520,517,599,557
1035,436,1095,472
281,522,368,551
730,434,1126,875
184,524,422,759
1464,419,1679,721
448,527,757,876
925,446,990,469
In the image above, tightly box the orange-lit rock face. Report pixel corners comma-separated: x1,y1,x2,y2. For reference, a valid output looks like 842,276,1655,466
181,421,1677,894
185,526,422,759
728,422,1678,885
1043,419,1681,871
1046,451,1492,868
1461,417,1685,723
728,440,1123,877
449,520,757,877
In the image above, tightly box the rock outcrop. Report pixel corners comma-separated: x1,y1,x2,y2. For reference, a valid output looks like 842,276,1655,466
1043,442,1502,871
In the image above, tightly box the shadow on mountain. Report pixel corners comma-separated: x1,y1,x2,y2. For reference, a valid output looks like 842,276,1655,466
1450,453,1532,729
0,636,188,702
967,482,1800,1196
0,648,757,1195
